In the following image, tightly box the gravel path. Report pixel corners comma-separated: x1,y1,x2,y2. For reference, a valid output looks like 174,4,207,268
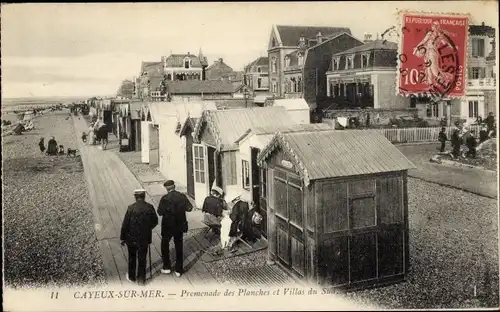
3,111,106,289
343,177,498,309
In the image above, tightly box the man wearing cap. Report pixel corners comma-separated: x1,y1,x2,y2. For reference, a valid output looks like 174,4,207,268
157,180,193,277
120,189,158,285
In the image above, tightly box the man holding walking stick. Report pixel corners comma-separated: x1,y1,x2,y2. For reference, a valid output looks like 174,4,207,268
121,189,158,285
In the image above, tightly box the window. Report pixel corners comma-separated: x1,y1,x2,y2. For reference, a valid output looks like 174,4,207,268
297,77,302,93
332,57,340,71
242,160,250,190
361,54,370,68
257,77,262,88
184,58,190,69
426,103,440,118
471,38,485,57
298,53,304,66
285,57,290,68
193,145,205,183
257,67,262,73
272,38,277,47
469,67,486,79
469,101,479,118
272,82,277,94
346,56,354,69
271,57,277,73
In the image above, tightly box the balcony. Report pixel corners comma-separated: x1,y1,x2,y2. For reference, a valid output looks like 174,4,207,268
467,78,496,88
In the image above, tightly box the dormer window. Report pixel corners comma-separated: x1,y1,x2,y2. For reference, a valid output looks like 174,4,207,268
285,56,291,68
184,57,191,69
257,67,262,73
332,57,340,71
361,54,370,68
298,53,304,66
346,55,354,69
272,38,277,47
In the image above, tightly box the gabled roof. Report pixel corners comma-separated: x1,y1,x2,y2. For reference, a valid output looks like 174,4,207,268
141,62,164,76
214,98,256,110
258,130,415,186
276,25,352,46
206,59,234,72
192,106,294,151
179,117,199,137
165,80,236,94
235,123,333,145
145,100,216,125
245,56,269,73
141,61,162,73
334,39,397,56
164,54,204,68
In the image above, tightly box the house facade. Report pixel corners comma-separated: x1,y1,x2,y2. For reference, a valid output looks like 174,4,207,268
267,25,352,99
149,80,236,102
244,56,270,94
449,22,496,124
325,35,411,111
205,58,243,82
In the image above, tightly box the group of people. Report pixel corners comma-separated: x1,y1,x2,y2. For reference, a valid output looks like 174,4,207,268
39,136,65,156
201,186,262,255
83,117,108,150
438,113,496,159
120,180,263,285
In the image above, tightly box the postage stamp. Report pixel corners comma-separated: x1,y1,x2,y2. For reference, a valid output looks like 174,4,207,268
396,11,470,100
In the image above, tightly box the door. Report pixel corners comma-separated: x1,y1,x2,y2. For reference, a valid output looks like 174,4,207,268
193,144,208,207
103,110,113,132
207,146,216,189
274,169,305,277
141,121,150,163
251,148,267,238
149,125,159,166
185,129,195,198
130,120,136,151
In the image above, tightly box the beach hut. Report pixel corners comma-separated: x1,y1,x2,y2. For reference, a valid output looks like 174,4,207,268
190,106,294,207
272,98,311,124
140,101,216,191
234,123,333,238
116,100,142,151
257,130,415,290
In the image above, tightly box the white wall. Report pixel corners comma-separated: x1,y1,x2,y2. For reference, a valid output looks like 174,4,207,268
158,116,188,188
287,109,310,124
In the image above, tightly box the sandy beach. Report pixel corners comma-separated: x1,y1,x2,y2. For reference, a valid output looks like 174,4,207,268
2,110,106,288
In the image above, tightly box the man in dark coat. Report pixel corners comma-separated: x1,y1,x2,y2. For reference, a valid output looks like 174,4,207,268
120,189,158,285
158,180,193,277
438,127,447,153
46,136,58,155
486,112,495,134
450,123,462,159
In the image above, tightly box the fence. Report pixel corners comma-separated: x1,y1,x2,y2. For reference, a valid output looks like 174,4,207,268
373,125,481,144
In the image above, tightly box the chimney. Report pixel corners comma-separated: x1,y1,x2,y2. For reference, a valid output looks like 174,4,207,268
187,52,191,55
219,58,223,63
316,31,323,44
364,33,373,43
482,22,485,26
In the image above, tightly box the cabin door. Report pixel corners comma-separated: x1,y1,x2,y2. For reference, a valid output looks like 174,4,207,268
103,110,113,132
185,129,195,198
251,148,267,238
274,170,305,277
193,144,208,207
207,146,216,190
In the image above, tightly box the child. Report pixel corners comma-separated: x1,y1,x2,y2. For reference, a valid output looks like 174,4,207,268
81,131,88,143
438,127,447,153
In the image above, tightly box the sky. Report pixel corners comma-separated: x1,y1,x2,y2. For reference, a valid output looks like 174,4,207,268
1,1,498,98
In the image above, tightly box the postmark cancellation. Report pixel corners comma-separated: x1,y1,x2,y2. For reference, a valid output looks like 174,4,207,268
396,11,470,101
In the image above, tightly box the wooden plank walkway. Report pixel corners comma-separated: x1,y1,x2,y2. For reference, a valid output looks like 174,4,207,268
72,115,269,287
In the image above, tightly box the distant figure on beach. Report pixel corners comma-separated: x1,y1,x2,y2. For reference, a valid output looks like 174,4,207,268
58,145,65,155
46,136,58,156
38,137,46,153
120,189,158,285
158,180,193,277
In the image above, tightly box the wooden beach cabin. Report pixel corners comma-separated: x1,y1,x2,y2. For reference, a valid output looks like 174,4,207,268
257,130,415,290
140,101,216,191
190,106,294,207
116,100,143,152
234,123,334,238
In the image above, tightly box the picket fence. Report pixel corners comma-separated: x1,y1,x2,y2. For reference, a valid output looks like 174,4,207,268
372,125,481,144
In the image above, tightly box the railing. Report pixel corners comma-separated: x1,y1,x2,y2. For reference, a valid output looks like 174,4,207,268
373,125,482,143
467,78,496,87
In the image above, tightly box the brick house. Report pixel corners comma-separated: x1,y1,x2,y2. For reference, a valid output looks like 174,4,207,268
267,25,352,98
205,58,243,82
267,25,364,111
244,56,270,95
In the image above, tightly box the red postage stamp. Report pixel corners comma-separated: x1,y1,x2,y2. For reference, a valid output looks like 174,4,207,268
397,12,469,99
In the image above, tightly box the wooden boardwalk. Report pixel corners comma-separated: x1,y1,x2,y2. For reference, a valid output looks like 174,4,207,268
71,115,267,287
